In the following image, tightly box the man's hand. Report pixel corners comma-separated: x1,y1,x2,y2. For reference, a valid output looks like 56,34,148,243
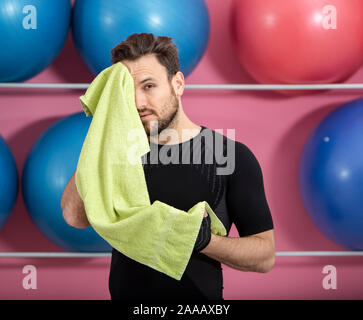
193,210,211,253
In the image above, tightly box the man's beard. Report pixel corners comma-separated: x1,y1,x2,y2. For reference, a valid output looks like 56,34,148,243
146,91,179,137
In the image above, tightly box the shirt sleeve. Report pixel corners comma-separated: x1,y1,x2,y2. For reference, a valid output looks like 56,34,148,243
225,141,274,237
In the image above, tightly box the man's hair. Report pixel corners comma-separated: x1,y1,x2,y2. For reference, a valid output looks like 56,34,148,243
110,33,180,82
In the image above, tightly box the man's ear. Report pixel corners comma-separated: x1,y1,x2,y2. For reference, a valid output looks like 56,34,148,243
172,71,185,97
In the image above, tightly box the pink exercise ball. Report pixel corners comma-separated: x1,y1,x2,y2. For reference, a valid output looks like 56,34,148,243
231,0,363,95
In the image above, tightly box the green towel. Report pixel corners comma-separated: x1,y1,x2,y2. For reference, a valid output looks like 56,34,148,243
75,62,227,280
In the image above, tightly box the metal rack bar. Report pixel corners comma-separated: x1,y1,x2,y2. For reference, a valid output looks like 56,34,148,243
1,83,363,90
0,251,362,258
276,251,363,257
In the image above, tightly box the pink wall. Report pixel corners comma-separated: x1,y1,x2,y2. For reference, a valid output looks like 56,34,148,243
1,0,363,300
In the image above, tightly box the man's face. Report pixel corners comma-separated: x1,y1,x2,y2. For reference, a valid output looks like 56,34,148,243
122,54,181,137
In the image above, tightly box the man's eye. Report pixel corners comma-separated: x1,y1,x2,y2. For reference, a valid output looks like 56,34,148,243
144,84,154,90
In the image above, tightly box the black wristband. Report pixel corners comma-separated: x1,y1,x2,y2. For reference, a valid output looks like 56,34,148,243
193,214,211,252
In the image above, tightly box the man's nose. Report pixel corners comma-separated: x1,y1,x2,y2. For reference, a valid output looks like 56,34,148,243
135,92,147,111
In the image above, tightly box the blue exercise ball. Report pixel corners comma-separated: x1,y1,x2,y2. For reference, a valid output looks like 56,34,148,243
0,0,71,82
299,98,363,250
72,0,210,77
0,136,18,230
22,113,111,252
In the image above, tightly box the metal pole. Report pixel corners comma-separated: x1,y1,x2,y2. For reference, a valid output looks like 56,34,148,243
0,252,111,258
0,251,362,258
1,83,363,90
275,251,363,257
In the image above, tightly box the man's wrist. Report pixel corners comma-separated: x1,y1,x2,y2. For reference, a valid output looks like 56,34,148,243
200,233,216,254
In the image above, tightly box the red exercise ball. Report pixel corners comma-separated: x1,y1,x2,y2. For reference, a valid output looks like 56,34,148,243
231,0,363,95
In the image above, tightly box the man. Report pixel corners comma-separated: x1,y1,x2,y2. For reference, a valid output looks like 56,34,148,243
61,33,275,301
